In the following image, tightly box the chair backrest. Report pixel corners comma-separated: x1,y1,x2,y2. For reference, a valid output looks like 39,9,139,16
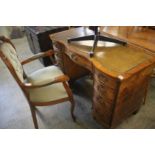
0,37,24,86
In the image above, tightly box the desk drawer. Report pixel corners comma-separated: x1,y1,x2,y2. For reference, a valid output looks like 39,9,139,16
66,51,92,71
93,85,116,104
93,103,112,126
94,69,118,89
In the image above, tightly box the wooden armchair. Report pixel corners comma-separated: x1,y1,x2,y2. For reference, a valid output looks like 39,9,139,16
0,36,76,129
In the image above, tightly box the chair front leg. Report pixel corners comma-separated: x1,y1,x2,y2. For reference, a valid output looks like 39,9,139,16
29,104,39,129
63,82,76,122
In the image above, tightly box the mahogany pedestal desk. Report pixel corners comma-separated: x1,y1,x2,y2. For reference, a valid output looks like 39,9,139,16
50,27,155,128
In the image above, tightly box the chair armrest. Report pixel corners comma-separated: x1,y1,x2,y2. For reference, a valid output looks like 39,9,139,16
23,75,69,89
21,50,54,65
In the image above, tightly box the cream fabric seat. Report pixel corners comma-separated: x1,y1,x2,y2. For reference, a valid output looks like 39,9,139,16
27,66,68,103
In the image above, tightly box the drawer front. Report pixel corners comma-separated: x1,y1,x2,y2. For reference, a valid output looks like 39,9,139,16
93,84,116,104
93,103,112,127
66,51,92,71
93,86,115,125
93,68,118,127
94,69,117,89
93,68,118,103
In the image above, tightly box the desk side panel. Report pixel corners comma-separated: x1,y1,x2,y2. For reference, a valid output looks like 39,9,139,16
111,65,153,128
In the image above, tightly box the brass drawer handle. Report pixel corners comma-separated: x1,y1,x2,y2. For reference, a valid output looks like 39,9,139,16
70,53,78,61
98,74,107,82
70,53,75,59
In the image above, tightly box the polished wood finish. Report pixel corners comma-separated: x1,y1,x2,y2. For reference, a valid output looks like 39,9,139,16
24,74,69,89
53,41,90,81
100,26,155,77
50,27,155,128
0,36,76,128
100,26,155,53
21,49,54,65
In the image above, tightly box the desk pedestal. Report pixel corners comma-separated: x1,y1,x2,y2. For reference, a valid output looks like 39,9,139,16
93,68,150,128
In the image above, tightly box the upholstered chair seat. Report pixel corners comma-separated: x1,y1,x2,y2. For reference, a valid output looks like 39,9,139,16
26,66,68,103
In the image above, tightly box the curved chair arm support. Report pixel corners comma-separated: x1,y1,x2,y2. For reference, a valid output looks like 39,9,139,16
21,50,55,65
23,75,69,89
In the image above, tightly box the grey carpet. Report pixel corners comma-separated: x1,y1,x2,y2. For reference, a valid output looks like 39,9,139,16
0,36,155,129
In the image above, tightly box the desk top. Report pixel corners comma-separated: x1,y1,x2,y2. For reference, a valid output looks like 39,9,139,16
50,27,155,79
101,26,155,53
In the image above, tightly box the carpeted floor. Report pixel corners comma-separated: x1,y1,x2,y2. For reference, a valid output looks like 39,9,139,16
0,36,155,129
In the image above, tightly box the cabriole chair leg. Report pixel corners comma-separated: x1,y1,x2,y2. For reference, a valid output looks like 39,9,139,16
29,104,39,129
63,82,76,122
